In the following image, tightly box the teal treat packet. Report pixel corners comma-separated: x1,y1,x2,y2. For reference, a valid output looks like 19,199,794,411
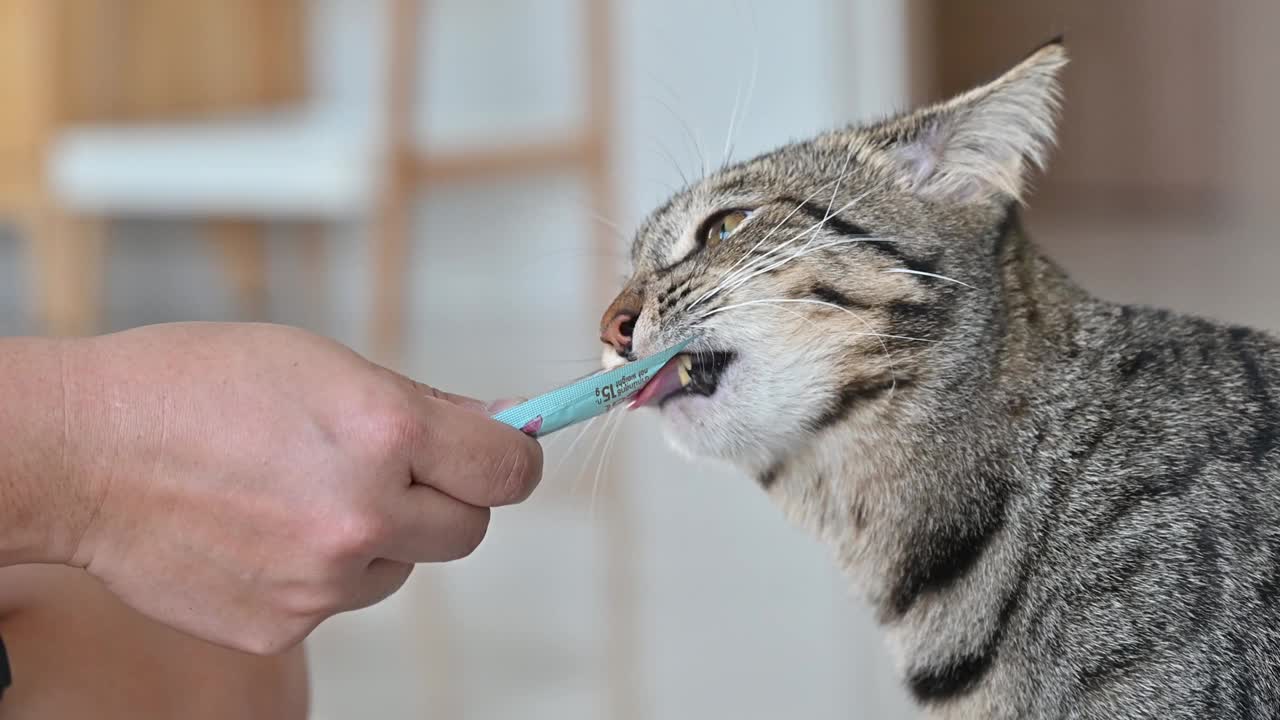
493,338,691,438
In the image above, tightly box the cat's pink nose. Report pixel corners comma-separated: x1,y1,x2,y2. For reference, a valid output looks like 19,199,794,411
600,285,644,355
601,311,636,354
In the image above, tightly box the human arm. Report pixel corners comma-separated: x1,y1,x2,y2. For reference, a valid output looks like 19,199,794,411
0,323,542,653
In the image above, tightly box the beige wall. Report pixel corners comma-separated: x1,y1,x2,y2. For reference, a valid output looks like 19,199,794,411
920,0,1224,215
912,0,1279,335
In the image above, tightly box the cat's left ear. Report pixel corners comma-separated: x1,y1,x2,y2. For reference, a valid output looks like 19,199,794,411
869,38,1067,204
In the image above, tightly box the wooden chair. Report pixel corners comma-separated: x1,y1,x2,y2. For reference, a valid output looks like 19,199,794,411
0,0,308,337
4,0,619,370
370,3,636,715
369,0,619,366
7,0,634,714
6,2,634,712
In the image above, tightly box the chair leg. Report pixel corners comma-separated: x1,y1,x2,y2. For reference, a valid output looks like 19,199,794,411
296,221,329,333
579,1,640,716
210,219,269,321
371,177,412,368
405,573,466,718
24,206,104,337
602,479,643,720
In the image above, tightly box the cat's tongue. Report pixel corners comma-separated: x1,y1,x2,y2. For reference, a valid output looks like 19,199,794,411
628,354,692,409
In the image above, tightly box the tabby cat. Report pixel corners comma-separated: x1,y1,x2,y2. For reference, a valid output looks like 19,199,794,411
599,39,1280,718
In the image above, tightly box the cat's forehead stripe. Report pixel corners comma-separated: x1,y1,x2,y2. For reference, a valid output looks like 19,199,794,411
662,220,700,269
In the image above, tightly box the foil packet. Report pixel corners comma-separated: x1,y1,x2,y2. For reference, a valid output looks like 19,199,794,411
492,338,691,438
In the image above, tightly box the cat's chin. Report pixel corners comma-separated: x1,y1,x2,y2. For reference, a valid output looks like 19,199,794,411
653,387,782,470
657,418,785,478
653,392,730,457
648,351,828,473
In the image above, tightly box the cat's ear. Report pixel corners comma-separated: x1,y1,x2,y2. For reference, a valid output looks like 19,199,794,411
869,38,1067,204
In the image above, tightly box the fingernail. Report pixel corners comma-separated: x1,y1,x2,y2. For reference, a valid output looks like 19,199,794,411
487,398,525,414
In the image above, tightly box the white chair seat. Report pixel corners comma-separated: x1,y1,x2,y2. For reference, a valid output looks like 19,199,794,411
48,116,383,219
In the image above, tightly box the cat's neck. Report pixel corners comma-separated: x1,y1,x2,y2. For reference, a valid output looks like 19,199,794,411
753,216,1094,709
990,211,1093,371
764,209,1095,630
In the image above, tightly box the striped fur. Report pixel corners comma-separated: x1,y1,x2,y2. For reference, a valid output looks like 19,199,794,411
604,39,1280,717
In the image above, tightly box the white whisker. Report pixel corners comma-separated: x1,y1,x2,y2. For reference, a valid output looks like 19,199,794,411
695,297,937,344
590,408,628,517
698,191,873,304
734,0,760,166
649,91,709,180
576,407,618,497
552,415,601,492
696,182,839,306
721,151,870,288
823,141,857,223
648,136,691,188
711,150,870,292
884,268,978,290
588,211,625,237
722,62,744,167
690,191,866,311
695,297,905,398
721,0,759,168
704,138,862,301
541,426,570,454
699,232,942,312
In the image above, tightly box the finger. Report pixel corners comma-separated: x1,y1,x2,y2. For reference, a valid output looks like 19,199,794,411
411,382,487,413
379,367,489,413
410,397,544,507
342,558,414,612
428,387,487,413
382,484,491,563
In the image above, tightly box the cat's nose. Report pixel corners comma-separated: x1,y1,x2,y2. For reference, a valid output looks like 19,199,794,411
602,311,636,354
600,286,644,355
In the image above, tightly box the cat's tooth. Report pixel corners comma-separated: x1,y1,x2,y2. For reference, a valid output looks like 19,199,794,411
678,355,692,386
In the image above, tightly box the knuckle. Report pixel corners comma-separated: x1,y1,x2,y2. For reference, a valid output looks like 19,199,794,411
367,409,415,455
349,390,415,455
329,509,390,557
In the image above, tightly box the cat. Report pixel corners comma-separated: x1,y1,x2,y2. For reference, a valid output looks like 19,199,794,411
599,38,1280,718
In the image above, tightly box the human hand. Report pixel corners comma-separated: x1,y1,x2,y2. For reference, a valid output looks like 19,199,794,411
58,322,541,654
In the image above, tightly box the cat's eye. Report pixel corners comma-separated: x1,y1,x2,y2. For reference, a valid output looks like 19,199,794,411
700,210,751,248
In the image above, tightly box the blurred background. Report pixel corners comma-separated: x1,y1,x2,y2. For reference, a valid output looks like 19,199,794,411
1,1,1276,718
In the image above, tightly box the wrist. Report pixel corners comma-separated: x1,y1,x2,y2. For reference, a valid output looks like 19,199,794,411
58,332,159,571
0,337,100,566
57,335,118,568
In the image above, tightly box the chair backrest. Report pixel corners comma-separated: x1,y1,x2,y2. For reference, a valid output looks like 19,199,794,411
0,0,308,206
2,0,306,127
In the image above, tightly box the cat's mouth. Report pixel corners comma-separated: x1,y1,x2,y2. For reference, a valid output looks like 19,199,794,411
631,350,736,408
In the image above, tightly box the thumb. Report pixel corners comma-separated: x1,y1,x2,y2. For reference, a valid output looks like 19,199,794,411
485,397,526,414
